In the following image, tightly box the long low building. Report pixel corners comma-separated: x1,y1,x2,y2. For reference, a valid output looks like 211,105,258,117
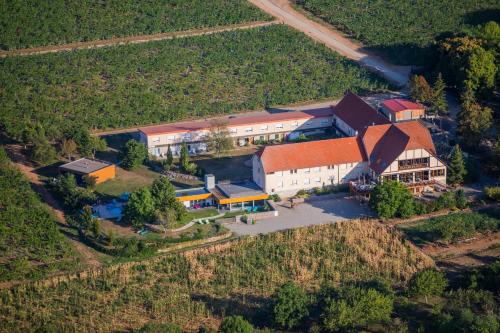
138,108,333,157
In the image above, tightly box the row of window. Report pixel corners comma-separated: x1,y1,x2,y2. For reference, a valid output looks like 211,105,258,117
277,176,336,187
272,163,356,176
150,119,331,142
398,157,430,169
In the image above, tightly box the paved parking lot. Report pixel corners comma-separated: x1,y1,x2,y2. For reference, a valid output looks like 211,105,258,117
223,195,373,236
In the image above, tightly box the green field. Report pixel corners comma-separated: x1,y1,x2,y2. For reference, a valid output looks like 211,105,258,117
0,25,387,144
0,148,78,282
0,0,271,50
296,0,500,65
0,221,432,332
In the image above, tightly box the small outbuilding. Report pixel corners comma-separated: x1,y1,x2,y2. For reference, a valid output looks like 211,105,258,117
59,158,116,184
380,99,425,122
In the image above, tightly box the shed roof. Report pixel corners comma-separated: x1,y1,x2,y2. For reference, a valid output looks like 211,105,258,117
382,99,424,113
59,158,113,175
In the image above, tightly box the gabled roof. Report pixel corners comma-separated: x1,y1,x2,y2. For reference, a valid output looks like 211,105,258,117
361,121,436,173
256,137,365,173
382,99,424,114
332,92,390,133
139,108,333,136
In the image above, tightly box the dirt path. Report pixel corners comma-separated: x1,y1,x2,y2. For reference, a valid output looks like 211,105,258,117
248,0,410,86
0,20,278,58
5,145,103,268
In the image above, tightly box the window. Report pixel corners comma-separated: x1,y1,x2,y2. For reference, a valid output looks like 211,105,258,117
329,175,335,182
398,157,429,170
260,125,268,131
292,121,298,127
431,169,445,177
304,178,310,185
315,177,321,183
278,181,284,188
327,165,335,170
304,168,310,174
276,171,283,176
230,128,237,134
340,164,346,170
276,123,283,129
348,163,353,168
399,172,414,183
313,167,321,172
245,127,253,133
152,137,160,143
168,136,175,141
290,169,298,174
291,179,298,185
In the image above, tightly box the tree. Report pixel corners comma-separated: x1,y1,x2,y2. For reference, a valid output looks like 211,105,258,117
409,75,432,103
154,209,177,234
408,269,447,303
369,181,414,219
164,145,174,170
455,189,468,209
272,282,309,329
429,73,448,115
120,139,148,170
69,205,94,232
465,47,496,98
60,138,77,160
207,119,234,157
322,286,393,331
447,145,467,186
124,187,155,228
457,88,493,145
90,136,107,158
219,316,253,333
30,137,57,166
150,177,186,221
180,142,190,171
137,322,182,333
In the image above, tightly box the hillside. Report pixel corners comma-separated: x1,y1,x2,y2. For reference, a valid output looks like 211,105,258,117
0,0,271,50
0,25,387,144
0,147,79,282
296,0,500,65
0,220,433,332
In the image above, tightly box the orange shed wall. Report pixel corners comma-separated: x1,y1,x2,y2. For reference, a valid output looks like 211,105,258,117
89,165,116,184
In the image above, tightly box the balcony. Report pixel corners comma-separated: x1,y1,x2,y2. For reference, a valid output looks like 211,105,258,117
398,162,429,170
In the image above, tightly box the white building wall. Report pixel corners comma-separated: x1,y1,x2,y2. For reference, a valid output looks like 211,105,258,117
333,115,357,136
143,116,333,157
261,161,368,197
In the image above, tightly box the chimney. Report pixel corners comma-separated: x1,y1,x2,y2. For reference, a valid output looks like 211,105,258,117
205,174,215,190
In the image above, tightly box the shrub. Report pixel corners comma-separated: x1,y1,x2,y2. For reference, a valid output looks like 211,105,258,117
408,269,447,302
120,140,148,170
369,181,414,219
321,285,393,331
219,316,253,333
272,282,309,329
484,187,500,201
269,194,281,202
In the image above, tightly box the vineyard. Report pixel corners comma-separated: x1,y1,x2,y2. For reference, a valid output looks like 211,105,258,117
0,148,78,282
0,221,433,332
295,0,500,65
0,0,271,50
0,25,387,143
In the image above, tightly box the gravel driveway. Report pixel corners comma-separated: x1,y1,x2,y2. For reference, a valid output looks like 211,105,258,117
223,195,373,236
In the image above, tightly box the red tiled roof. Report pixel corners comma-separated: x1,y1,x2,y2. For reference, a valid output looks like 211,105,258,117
332,92,390,133
139,108,333,136
382,99,424,114
257,137,365,173
362,121,435,173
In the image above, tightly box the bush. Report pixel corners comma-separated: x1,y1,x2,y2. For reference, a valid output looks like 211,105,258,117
369,181,414,219
219,316,253,333
269,194,281,202
408,269,447,301
272,282,309,329
437,309,498,333
484,187,500,201
120,140,148,170
321,285,393,331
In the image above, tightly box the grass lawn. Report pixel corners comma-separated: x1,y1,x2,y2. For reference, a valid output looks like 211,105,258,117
95,165,161,197
194,152,254,182
176,208,220,229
